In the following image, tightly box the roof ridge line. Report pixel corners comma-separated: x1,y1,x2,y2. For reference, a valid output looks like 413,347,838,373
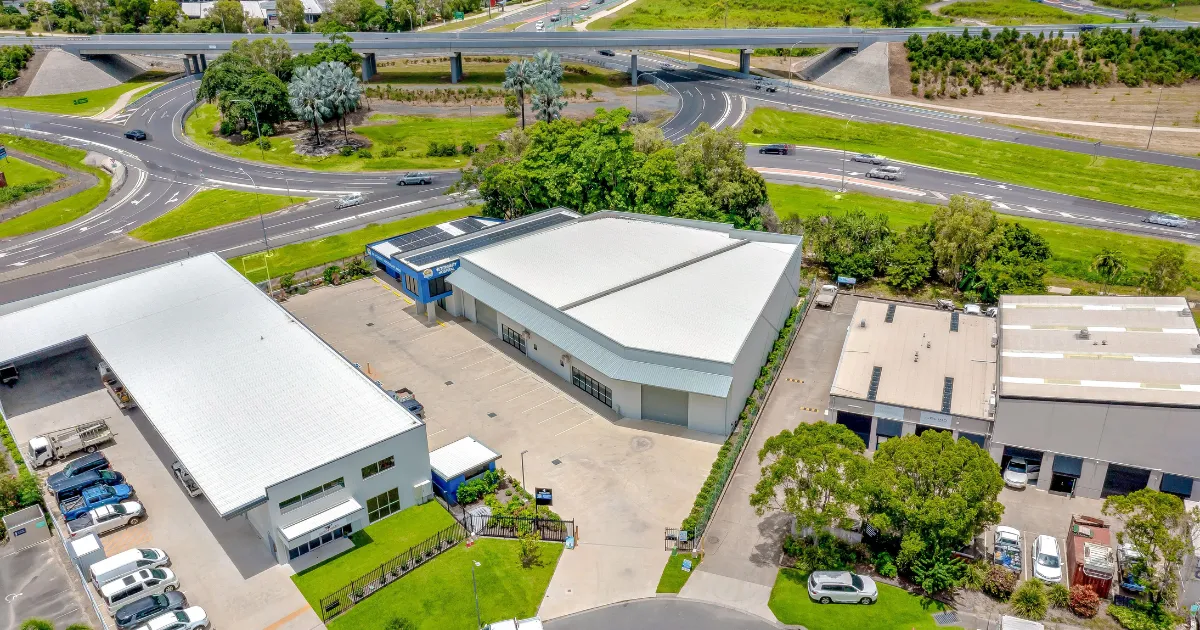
559,238,749,311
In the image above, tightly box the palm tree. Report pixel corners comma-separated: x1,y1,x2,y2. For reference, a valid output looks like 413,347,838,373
503,59,535,129
531,77,566,123
1091,248,1127,295
325,61,363,141
288,65,333,147
531,49,564,85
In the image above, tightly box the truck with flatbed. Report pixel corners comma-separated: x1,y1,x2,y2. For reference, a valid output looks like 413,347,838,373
60,483,134,521
28,419,114,468
394,388,425,419
993,525,1023,573
814,284,838,308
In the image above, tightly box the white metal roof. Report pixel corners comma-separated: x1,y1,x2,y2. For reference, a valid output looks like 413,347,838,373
0,254,423,518
428,436,501,480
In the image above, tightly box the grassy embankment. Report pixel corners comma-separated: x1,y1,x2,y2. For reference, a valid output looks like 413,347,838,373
0,76,165,116
0,155,62,206
938,0,1109,24
742,108,1200,218
0,134,111,238
769,569,954,630
588,0,950,30
128,189,312,242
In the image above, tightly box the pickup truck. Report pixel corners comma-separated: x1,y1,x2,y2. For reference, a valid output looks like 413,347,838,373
993,526,1023,573
814,284,838,308
394,388,425,419
60,484,134,521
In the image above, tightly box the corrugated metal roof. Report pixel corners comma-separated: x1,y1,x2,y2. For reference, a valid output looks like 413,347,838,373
450,268,734,397
429,436,501,480
0,254,424,518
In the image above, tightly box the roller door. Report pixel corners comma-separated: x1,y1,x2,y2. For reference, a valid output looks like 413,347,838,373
642,386,688,427
475,299,498,334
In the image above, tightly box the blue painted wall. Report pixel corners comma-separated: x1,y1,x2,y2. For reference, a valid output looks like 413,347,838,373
431,461,497,505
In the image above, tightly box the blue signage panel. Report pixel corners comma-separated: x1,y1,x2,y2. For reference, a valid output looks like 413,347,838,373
837,276,857,285
0,147,7,160
682,559,693,572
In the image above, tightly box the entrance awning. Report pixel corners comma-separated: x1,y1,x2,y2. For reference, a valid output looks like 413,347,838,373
279,498,364,543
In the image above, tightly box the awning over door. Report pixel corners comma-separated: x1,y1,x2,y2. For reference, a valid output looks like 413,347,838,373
279,497,364,543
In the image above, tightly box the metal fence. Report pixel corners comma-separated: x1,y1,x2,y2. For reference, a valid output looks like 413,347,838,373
664,527,697,552
468,514,575,542
318,521,469,622
688,279,820,550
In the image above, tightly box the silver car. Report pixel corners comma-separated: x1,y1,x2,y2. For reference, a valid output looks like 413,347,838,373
335,192,364,209
851,153,886,165
1143,212,1188,228
67,501,144,539
867,165,903,180
397,172,433,185
807,571,878,604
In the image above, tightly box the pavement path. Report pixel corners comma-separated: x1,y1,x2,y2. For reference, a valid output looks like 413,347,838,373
545,598,780,630
93,81,163,120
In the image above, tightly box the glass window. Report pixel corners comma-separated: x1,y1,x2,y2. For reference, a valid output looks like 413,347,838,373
502,324,527,354
404,273,419,296
429,275,449,297
368,488,402,523
280,477,346,514
362,456,396,480
571,367,612,408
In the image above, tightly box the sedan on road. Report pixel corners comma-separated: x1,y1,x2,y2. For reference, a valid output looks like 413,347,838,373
598,49,616,56
851,153,886,165
1032,534,1063,584
66,501,144,539
867,166,904,180
758,144,794,155
397,172,433,185
1143,212,1188,228
336,192,364,209
125,130,147,141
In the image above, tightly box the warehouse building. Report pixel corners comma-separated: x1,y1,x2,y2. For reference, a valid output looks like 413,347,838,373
443,211,803,436
0,254,433,564
990,295,1200,500
829,301,999,449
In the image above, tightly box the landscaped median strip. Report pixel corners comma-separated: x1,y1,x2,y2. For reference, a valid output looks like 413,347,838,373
0,134,112,239
128,189,313,243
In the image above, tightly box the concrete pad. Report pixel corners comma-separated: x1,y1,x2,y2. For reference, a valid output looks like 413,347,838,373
25,50,140,97
677,570,775,623
813,42,892,96
539,545,671,620
0,540,90,629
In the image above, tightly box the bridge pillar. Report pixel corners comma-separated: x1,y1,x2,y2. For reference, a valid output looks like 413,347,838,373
738,49,751,75
629,53,638,86
450,52,463,84
182,55,194,75
362,52,377,82
199,54,207,71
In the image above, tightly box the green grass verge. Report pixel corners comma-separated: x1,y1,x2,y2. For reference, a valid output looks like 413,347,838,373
656,553,701,593
0,134,111,239
292,502,459,609
767,183,1200,289
370,60,625,87
0,155,61,206
227,206,479,283
744,108,1200,217
938,0,1109,23
326,538,563,630
769,569,953,629
128,189,312,242
0,79,162,117
588,0,950,29
187,104,512,172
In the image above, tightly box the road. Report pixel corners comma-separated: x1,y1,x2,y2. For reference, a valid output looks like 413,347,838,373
543,599,775,630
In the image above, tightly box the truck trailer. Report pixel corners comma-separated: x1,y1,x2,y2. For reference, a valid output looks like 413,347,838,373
1067,514,1116,597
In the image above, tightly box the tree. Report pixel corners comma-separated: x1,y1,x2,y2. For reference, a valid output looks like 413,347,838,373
208,0,246,32
277,0,305,31
198,52,291,127
20,621,54,630
502,58,535,129
1091,248,1127,295
330,0,361,28
1142,244,1190,295
930,195,998,287
146,0,179,30
530,77,566,124
231,38,294,80
802,210,892,280
858,431,1004,573
749,422,868,543
885,224,933,292
518,528,542,568
325,61,363,139
878,0,921,27
73,0,106,26
114,0,150,27
1103,489,1199,609
289,64,333,146
674,123,767,228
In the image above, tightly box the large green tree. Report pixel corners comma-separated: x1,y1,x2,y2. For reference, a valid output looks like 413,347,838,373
503,58,536,130
207,0,246,32
1142,244,1190,295
858,431,1004,573
231,37,294,80
878,0,921,27
885,224,933,292
114,0,150,27
146,0,179,30
1103,489,1199,610
197,52,292,128
1091,248,1127,295
276,0,305,31
749,422,868,540
930,195,999,287
802,209,893,281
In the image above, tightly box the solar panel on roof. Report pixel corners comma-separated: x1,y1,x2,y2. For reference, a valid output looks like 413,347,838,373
405,212,575,267
385,226,458,257
942,377,954,413
450,218,487,234
867,366,882,401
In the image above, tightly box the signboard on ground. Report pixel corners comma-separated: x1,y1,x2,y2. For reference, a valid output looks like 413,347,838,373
454,10,464,19
681,559,692,572
73,97,89,105
837,276,857,285
535,487,553,506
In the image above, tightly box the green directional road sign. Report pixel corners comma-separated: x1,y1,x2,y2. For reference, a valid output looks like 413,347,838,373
73,97,89,105
454,10,464,19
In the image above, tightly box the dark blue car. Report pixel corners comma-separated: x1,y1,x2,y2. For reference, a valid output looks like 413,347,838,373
114,591,187,629
59,484,134,521
46,452,110,488
50,469,125,502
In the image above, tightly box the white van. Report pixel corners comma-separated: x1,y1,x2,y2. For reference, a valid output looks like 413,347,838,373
90,548,169,589
100,567,178,613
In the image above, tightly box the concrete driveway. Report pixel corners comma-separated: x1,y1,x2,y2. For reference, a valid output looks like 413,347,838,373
0,540,91,630
285,275,723,621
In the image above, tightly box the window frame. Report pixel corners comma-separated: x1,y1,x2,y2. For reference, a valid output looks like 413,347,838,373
571,367,612,408
279,477,346,514
361,455,396,480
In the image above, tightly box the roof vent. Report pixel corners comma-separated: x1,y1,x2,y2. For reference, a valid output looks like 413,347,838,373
926,341,931,349
860,319,867,328
991,333,998,348
1078,327,1090,340
941,377,954,413
885,304,897,323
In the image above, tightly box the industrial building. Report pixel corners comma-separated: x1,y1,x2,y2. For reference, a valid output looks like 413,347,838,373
443,211,803,436
829,301,999,449
990,295,1200,500
0,254,433,564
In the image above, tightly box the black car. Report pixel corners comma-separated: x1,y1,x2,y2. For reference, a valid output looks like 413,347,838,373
758,143,794,155
114,591,187,630
46,452,110,488
598,50,616,57
124,129,146,141
50,469,126,502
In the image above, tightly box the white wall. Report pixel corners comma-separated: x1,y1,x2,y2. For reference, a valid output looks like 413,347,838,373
688,393,728,434
723,259,800,430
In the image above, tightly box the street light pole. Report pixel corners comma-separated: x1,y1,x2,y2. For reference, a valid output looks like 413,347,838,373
520,449,528,490
785,38,804,107
232,98,266,161
1145,86,1164,151
239,166,273,288
472,561,482,629
838,115,855,193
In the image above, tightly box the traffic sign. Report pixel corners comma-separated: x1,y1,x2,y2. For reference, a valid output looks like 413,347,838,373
0,146,7,160
73,97,89,105
454,10,464,19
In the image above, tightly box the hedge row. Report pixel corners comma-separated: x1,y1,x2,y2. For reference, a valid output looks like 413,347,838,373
680,305,802,534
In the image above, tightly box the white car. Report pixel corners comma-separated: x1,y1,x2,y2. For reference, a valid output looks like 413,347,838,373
1003,457,1040,489
1032,534,1063,584
136,607,209,630
535,20,545,31
335,192,364,209
1143,212,1188,228
851,153,887,165
866,165,904,181
66,501,143,539
807,570,879,604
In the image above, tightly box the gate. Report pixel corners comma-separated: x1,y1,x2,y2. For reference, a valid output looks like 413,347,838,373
664,527,697,552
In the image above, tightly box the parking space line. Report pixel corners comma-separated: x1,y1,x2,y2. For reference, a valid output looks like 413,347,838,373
553,416,592,437
460,353,501,369
445,344,487,359
428,427,447,437
473,365,516,381
522,397,558,414
409,326,450,343
504,383,545,402
489,374,530,392
538,404,578,425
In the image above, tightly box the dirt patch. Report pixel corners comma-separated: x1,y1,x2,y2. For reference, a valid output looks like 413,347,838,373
0,50,48,98
889,42,914,97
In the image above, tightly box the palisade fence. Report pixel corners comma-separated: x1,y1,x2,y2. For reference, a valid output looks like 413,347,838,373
466,513,575,542
239,254,369,297
318,521,469,622
672,279,820,552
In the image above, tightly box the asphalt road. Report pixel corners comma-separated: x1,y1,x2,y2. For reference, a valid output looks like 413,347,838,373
543,599,776,630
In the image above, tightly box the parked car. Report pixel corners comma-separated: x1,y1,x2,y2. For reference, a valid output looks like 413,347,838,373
814,284,838,308
335,192,364,209
867,166,904,181
60,483,135,521
851,153,886,165
598,49,616,57
1003,457,1040,489
758,143,794,155
135,607,208,630
394,387,425,419
51,469,126,502
993,526,1023,573
125,130,147,141
1143,212,1188,228
963,303,983,316
1032,534,1063,584
115,592,188,630
66,501,144,539
807,571,878,604
397,172,433,185
90,548,170,589
47,452,111,488
100,568,178,614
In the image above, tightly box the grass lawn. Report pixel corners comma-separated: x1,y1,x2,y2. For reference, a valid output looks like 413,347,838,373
744,108,1200,218
489,21,526,31
0,134,111,238
0,79,162,117
187,104,512,172
0,155,62,205
938,0,1110,23
656,553,701,593
588,0,950,29
767,183,1200,290
371,59,627,87
227,206,479,283
769,569,953,629
128,189,311,242
292,502,460,609
327,538,564,630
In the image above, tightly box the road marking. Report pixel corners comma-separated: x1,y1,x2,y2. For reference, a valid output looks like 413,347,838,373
553,417,592,437
68,270,98,279
712,92,733,129
993,202,1011,210
504,384,545,403
130,192,152,205
930,191,948,200
539,406,577,425
1023,206,1044,214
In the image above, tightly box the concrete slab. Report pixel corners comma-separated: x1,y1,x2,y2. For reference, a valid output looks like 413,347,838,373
0,540,90,630
677,571,775,623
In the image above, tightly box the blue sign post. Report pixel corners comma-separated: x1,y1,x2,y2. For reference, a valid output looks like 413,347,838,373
681,559,693,572
0,146,8,161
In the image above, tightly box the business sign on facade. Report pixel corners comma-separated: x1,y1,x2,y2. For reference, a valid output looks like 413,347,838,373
873,403,905,421
919,411,953,429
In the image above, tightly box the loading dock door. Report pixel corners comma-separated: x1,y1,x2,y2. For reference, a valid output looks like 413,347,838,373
475,299,498,334
641,386,688,427
1050,455,1082,494
835,411,872,449
1102,464,1151,498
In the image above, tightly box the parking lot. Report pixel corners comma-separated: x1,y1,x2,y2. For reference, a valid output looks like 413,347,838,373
0,538,91,629
285,275,723,619
1,346,320,630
